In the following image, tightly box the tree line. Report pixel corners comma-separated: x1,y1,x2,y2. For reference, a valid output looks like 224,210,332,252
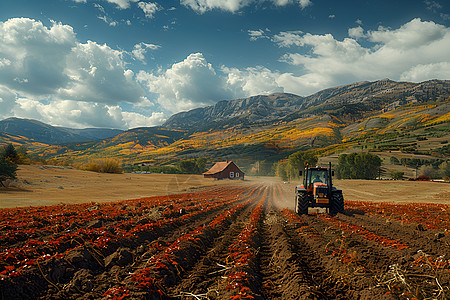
275,146,450,181
274,150,384,181
130,158,207,175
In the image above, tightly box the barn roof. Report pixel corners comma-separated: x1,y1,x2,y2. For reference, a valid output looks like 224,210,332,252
203,161,233,175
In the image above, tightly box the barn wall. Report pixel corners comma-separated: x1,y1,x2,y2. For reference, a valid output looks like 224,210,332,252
203,162,245,180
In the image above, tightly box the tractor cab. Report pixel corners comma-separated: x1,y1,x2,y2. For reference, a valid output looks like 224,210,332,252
302,167,330,191
296,163,344,215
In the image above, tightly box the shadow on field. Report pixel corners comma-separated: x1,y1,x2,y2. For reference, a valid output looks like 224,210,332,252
343,208,366,216
0,186,32,193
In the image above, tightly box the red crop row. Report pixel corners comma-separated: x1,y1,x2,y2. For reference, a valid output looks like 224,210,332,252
225,188,267,300
0,186,239,243
317,214,408,250
280,209,362,269
281,208,407,252
129,186,265,297
0,186,254,278
280,209,321,239
346,201,450,230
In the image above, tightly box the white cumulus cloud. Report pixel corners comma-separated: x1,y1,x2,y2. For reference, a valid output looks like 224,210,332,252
0,18,145,104
222,66,284,96
248,29,269,41
400,62,450,82
132,42,161,62
103,0,139,9
122,111,166,128
348,26,365,39
273,30,304,47
181,0,312,13
11,98,165,129
12,99,126,128
0,17,156,129
368,18,447,49
180,0,252,13
0,86,17,118
137,53,232,113
298,0,311,9
270,18,450,93
0,18,76,97
138,2,161,18
59,40,145,104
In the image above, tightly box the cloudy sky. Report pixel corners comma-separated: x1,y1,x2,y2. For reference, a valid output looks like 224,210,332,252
0,0,449,129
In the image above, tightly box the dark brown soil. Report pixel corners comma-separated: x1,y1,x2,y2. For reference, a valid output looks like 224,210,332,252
1,183,449,299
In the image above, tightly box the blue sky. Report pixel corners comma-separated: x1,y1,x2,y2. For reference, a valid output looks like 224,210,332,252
0,0,449,129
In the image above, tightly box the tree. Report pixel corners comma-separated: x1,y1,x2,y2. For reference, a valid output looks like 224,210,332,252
419,165,439,179
0,156,17,187
288,150,318,171
439,161,450,180
390,171,404,180
177,160,198,174
195,157,207,174
16,146,29,164
176,158,207,174
275,162,289,181
259,160,275,176
336,152,382,179
390,157,400,165
3,144,18,163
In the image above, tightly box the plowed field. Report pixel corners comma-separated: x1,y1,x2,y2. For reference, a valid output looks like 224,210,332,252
1,183,450,299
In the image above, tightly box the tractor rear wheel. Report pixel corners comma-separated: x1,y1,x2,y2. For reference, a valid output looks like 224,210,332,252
296,192,308,215
330,192,344,215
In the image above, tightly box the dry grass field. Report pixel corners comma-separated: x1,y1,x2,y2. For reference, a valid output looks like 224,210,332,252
0,165,448,209
0,165,228,208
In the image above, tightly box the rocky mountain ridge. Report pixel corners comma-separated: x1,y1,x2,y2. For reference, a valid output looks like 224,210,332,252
163,79,450,130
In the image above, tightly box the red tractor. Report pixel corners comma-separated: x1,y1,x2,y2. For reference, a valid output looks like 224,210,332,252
295,162,344,215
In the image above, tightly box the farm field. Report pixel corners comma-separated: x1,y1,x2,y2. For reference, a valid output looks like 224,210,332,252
1,181,450,299
0,165,228,208
1,165,448,209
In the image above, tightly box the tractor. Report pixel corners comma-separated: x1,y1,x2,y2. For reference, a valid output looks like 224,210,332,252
295,162,344,215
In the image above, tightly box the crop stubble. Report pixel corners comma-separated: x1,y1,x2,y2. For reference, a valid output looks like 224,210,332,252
1,183,450,299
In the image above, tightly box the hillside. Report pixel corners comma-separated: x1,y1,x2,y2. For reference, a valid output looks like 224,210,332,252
164,79,450,128
0,132,49,149
163,93,305,130
1,79,449,169
0,117,123,145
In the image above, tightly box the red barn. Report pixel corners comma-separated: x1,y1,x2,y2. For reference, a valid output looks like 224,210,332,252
203,161,245,180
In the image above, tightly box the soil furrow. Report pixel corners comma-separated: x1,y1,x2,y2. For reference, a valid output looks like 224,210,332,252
167,186,268,299
2,182,450,300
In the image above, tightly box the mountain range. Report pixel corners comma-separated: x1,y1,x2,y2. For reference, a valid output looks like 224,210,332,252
1,79,449,167
0,117,123,145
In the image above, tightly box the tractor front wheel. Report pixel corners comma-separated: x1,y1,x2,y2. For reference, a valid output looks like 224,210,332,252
296,192,308,215
330,192,344,215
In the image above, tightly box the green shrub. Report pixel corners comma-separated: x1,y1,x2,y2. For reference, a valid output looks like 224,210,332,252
390,171,404,180
0,155,17,187
419,165,439,179
439,161,450,180
390,157,400,165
